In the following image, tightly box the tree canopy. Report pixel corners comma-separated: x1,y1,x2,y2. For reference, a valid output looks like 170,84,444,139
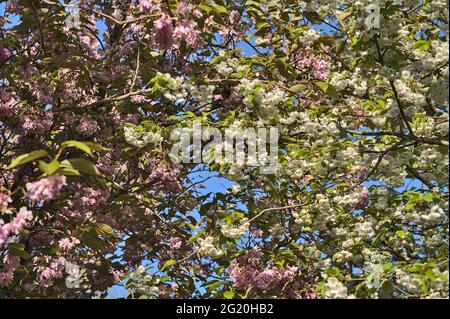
0,0,448,299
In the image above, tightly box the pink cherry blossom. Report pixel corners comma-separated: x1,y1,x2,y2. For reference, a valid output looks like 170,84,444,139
78,115,99,135
26,175,67,202
355,188,370,209
0,207,33,246
0,47,11,63
168,236,182,250
0,89,20,117
154,14,174,50
21,111,54,135
173,20,201,47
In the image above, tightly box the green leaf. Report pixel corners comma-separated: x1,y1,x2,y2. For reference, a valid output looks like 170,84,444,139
61,158,101,176
210,56,224,64
325,267,340,277
8,150,49,169
81,231,106,250
59,168,81,176
395,230,407,238
382,263,393,272
421,278,429,294
9,248,31,260
83,142,111,152
289,84,307,93
425,269,436,280
223,290,235,299
272,57,288,76
255,22,271,36
413,40,430,51
95,223,114,235
61,141,94,157
161,259,176,271
379,280,393,298
408,264,423,273
423,193,434,202
204,280,223,291
199,4,213,13
39,160,60,175
8,243,25,250
314,81,339,98
213,5,228,14
188,235,198,244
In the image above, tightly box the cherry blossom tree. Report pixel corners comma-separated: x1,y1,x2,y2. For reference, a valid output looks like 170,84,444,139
0,0,448,299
